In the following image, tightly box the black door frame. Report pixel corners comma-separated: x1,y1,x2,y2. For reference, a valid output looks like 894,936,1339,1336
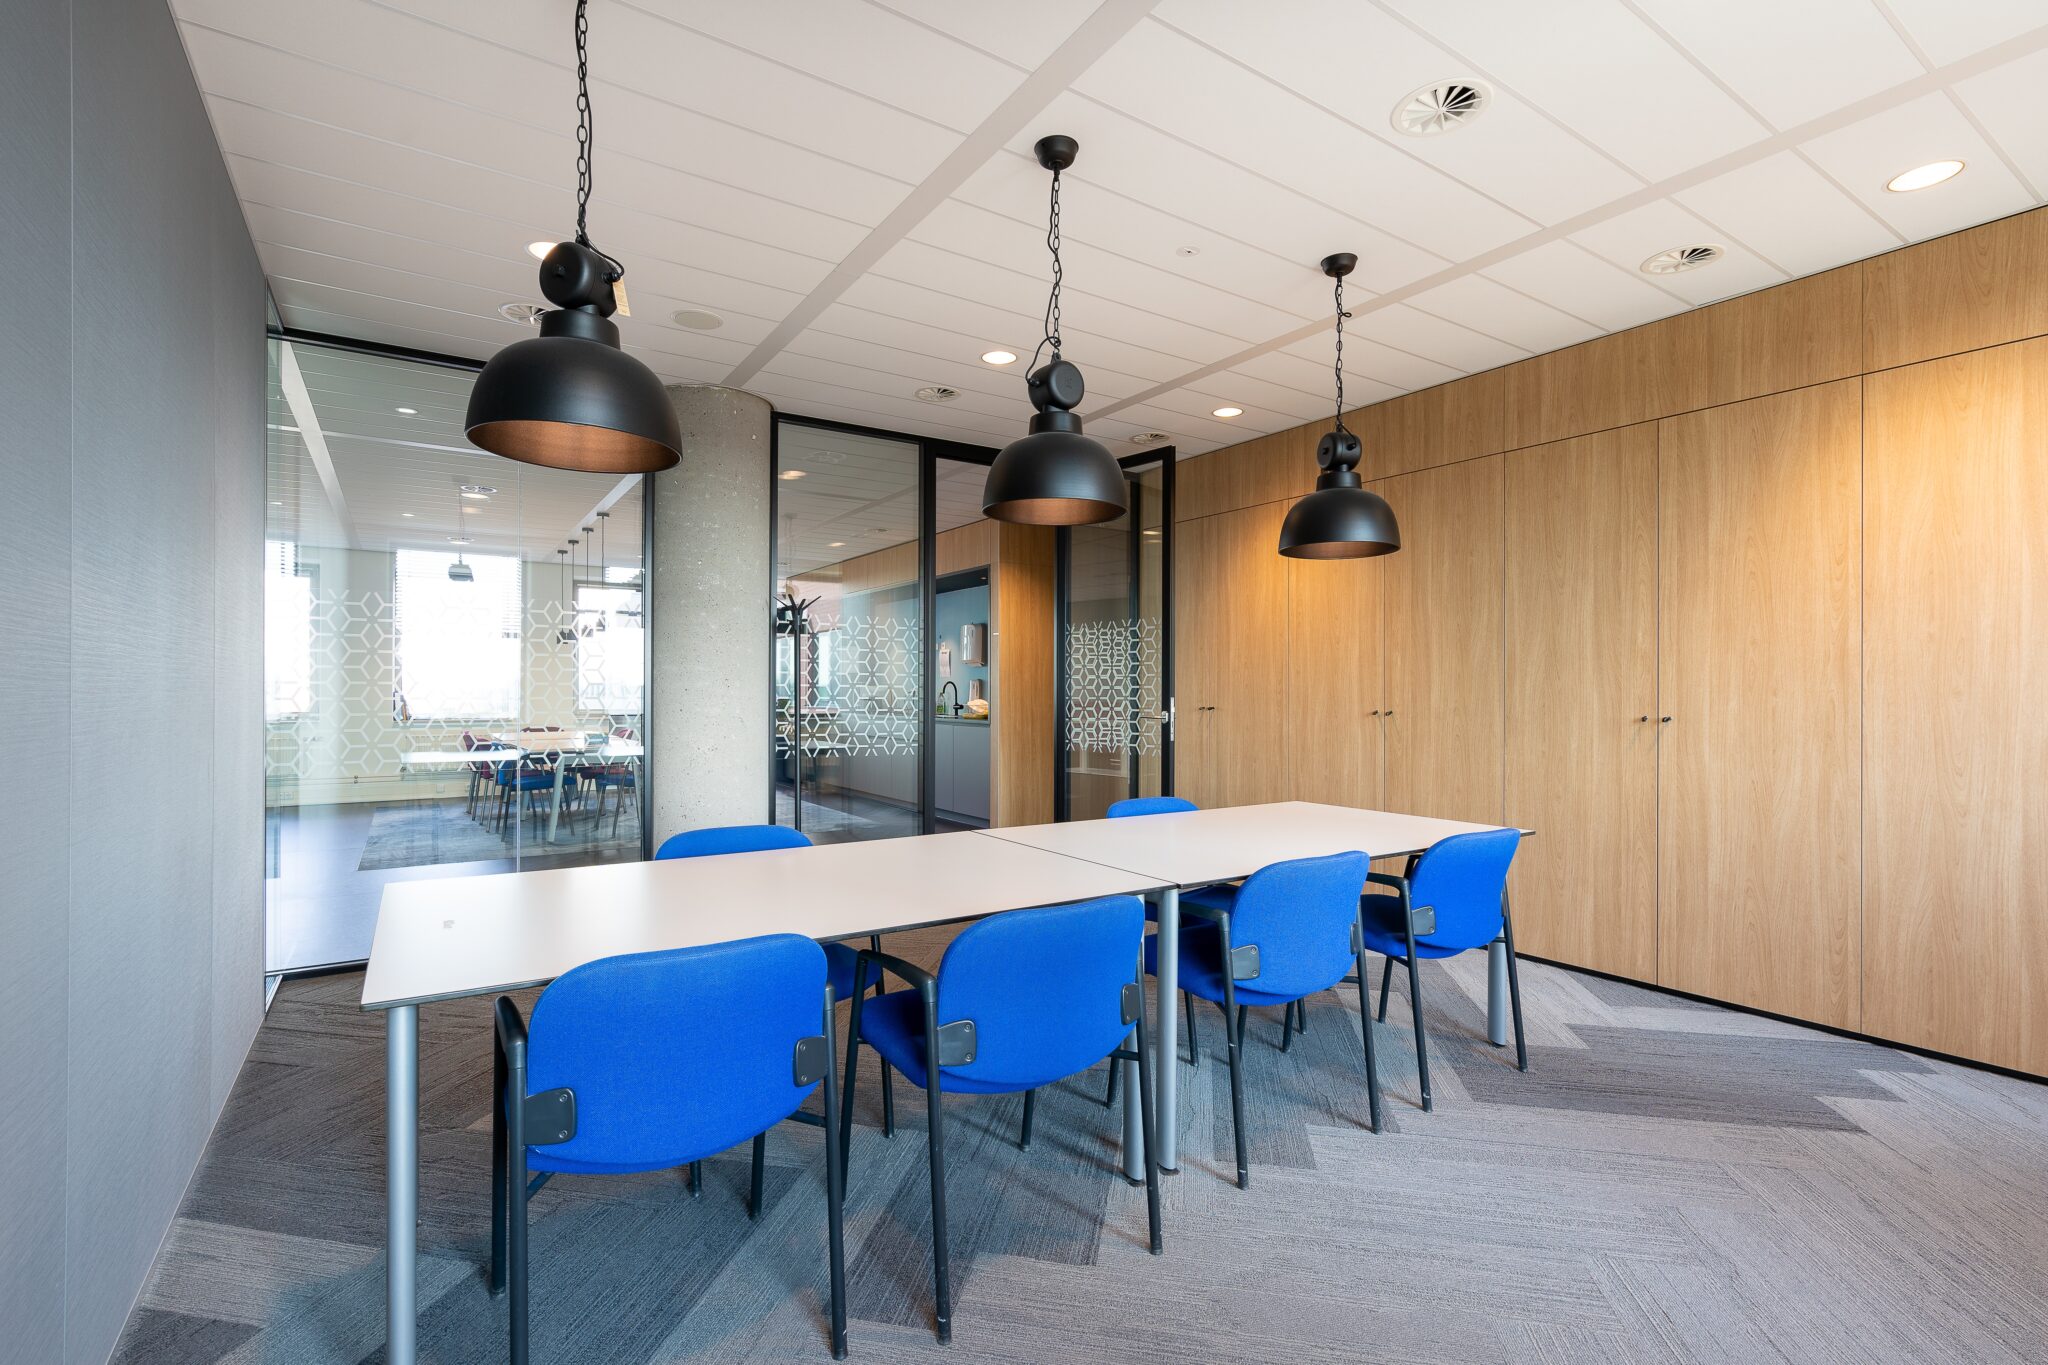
1053,448,1176,822
767,413,1001,837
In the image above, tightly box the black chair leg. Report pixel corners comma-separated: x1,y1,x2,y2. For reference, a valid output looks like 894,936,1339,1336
919,1018,953,1343
1281,999,1296,1052
821,992,848,1360
1405,951,1433,1113
508,1145,530,1365
879,1053,897,1138
748,1133,767,1220
1297,996,1308,1034
1219,921,1249,1190
1132,970,1163,1254
1503,894,1529,1073
1377,955,1395,1022
1104,1054,1119,1107
1020,1088,1036,1150
689,1160,702,1197
1353,929,1384,1135
838,965,870,1187
490,1040,509,1297
1185,990,1199,1069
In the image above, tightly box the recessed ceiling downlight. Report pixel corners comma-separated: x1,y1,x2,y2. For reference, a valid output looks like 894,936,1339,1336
981,349,1018,366
1641,244,1724,275
671,307,724,330
526,241,555,260
1212,406,1243,419
915,385,961,403
1886,159,1965,192
1393,80,1491,137
498,302,545,325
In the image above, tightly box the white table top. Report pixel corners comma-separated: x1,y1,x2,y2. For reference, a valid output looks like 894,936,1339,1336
402,748,527,766
360,831,1164,1010
982,801,1524,889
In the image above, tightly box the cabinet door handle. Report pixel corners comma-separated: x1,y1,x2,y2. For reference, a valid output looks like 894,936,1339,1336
1636,715,1650,723
1660,716,1672,724
1369,709,1381,717
1383,710,1395,719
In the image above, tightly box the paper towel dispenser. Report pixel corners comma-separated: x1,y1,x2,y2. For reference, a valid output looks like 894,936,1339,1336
961,622,987,666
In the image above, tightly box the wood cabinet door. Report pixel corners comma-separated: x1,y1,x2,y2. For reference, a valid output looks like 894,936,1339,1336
1864,342,2048,1074
1505,426,1659,981
1204,502,1293,806
1287,522,1384,809
1657,381,1862,1029
1383,456,1505,826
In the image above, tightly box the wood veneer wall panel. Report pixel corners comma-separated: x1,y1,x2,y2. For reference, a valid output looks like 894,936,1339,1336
1504,425,1659,981
1864,208,2048,373
1357,367,1507,479
992,523,1055,826
1504,308,1713,450
1656,381,1862,1030
1706,265,1862,405
936,518,996,576
1175,425,1316,522
1286,548,1383,809
1862,340,2048,1075
1382,456,1504,825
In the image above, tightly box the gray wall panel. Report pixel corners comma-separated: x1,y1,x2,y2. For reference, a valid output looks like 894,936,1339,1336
0,0,74,1359
0,1,267,1360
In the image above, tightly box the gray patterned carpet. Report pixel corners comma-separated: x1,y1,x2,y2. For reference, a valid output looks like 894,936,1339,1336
114,932,2048,1363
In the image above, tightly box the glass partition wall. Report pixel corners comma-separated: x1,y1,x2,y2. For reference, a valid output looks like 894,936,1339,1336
264,337,650,973
770,418,999,843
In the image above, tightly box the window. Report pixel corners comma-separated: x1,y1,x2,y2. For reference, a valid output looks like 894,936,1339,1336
575,579,645,715
392,549,522,721
264,539,313,720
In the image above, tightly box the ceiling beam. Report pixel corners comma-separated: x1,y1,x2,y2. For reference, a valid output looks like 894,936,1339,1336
720,0,1162,390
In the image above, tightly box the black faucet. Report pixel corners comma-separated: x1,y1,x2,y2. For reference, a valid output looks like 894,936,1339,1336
938,680,961,716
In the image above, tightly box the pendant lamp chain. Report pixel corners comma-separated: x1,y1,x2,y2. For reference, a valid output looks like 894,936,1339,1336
1034,163,1064,371
570,0,622,277
1332,270,1349,435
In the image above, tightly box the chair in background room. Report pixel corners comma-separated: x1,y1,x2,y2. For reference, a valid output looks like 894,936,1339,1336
655,823,898,1174
1148,850,1382,1188
1359,827,1526,1113
491,935,847,1362
586,725,638,839
838,896,1161,1344
491,754,568,836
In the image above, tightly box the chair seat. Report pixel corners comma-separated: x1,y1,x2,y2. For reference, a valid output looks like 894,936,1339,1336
856,991,1044,1094
1357,893,1467,961
497,772,561,792
588,767,635,787
1146,923,1301,1009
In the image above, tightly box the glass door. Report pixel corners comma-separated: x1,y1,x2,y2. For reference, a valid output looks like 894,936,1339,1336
1057,451,1174,821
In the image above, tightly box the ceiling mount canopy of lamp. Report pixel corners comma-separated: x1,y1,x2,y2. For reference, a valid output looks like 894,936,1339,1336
464,0,680,474
1277,253,1401,560
982,135,1127,526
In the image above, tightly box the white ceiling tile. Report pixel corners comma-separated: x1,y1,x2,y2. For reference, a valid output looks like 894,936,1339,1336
1074,19,1538,260
1799,92,2033,242
1406,275,1604,354
1674,151,1903,277
1879,0,2048,66
1266,332,1460,393
1953,49,2048,199
868,0,1105,68
1377,0,1768,181
1568,198,1788,303
1479,239,1690,331
1155,0,1644,224
1341,302,1531,372
1629,0,1923,129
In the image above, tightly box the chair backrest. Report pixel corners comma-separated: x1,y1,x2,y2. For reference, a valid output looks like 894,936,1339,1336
934,896,1144,1090
1408,828,1521,953
527,935,826,1170
612,725,635,740
1106,796,1197,818
656,823,814,861
1226,850,1372,998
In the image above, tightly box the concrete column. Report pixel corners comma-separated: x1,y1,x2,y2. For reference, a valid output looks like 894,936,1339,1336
649,384,773,841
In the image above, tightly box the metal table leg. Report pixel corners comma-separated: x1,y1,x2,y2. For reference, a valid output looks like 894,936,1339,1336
386,1004,419,1365
1153,886,1180,1172
1487,937,1509,1046
546,762,568,843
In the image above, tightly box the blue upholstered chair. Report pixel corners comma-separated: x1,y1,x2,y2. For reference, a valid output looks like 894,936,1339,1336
1148,850,1381,1188
838,896,1160,1344
656,824,899,1156
1359,827,1525,1113
491,936,847,1362
492,758,570,834
1104,795,1196,818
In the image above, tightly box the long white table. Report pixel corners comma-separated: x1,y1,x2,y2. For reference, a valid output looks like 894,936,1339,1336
981,801,1527,1174
360,832,1165,1365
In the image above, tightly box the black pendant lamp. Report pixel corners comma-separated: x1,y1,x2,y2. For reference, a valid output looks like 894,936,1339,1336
1277,254,1400,559
465,0,680,474
982,136,1127,526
